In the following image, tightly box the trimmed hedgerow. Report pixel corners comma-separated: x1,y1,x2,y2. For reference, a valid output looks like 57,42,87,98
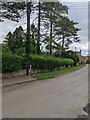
2,53,23,73
2,54,74,73
30,55,74,70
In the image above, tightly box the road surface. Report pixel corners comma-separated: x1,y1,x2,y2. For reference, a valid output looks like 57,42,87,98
2,66,88,118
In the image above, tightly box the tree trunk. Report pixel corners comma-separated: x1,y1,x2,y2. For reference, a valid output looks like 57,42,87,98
26,2,31,55
37,1,41,55
26,2,31,75
62,35,65,50
50,19,53,55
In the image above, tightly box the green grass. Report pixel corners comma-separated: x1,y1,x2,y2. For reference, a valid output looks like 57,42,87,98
32,64,86,80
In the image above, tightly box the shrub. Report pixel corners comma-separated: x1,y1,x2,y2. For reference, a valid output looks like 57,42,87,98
61,51,79,65
71,54,79,66
2,53,74,73
2,44,12,54
2,53,23,73
30,54,74,70
86,59,90,64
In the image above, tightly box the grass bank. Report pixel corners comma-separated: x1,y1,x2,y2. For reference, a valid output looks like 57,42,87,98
32,64,86,80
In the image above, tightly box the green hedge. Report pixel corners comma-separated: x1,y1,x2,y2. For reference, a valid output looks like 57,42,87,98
2,54,74,73
2,53,23,73
30,55,74,70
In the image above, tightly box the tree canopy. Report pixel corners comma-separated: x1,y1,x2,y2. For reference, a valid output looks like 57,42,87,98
1,1,81,55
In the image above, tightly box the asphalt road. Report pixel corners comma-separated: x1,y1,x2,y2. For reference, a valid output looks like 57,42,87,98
2,66,88,118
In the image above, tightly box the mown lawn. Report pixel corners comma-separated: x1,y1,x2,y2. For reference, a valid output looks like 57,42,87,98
32,64,86,80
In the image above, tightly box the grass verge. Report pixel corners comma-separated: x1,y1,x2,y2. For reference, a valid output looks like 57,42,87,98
32,64,86,80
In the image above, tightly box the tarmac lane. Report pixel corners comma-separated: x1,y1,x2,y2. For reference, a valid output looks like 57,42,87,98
2,65,88,118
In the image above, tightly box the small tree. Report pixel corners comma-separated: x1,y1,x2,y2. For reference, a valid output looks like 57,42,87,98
5,26,25,53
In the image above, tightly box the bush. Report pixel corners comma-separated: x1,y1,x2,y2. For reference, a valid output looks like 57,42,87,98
30,54,74,70
61,51,79,66
2,44,12,54
2,53,23,73
71,54,79,66
2,53,74,73
86,59,90,64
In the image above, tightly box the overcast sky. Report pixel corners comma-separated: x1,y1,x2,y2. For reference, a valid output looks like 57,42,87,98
0,1,89,56
64,2,88,56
